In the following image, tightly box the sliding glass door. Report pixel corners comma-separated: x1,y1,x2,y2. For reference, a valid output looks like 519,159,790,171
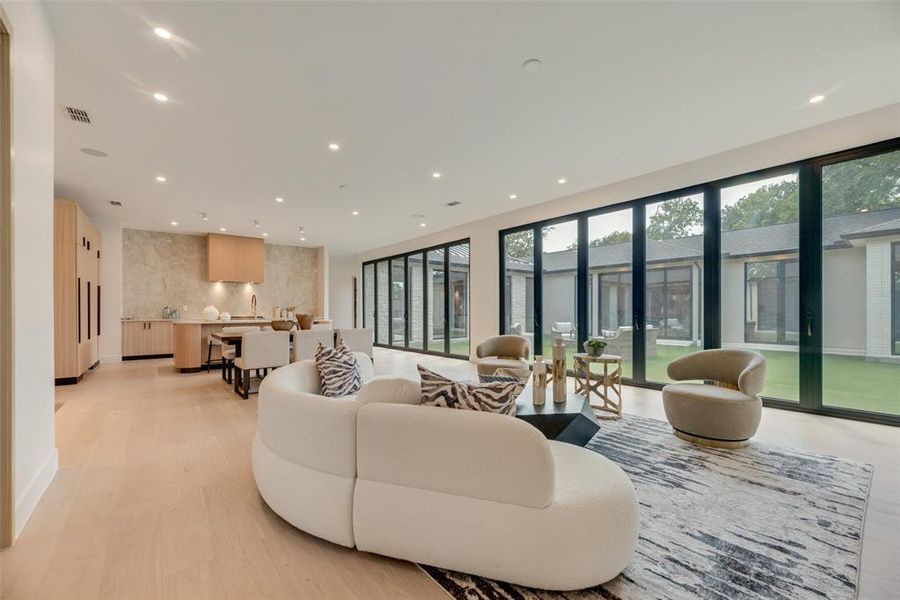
645,194,704,384
820,148,900,416
541,220,578,360
498,137,900,425
587,207,633,378
362,239,469,359
721,172,800,402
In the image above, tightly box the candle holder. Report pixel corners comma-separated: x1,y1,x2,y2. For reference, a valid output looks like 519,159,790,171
552,337,567,403
532,355,547,406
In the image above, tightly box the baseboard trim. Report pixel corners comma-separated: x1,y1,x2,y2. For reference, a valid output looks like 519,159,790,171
14,448,58,538
122,353,173,361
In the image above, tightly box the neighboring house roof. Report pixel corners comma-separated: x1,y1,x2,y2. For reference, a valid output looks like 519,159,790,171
507,206,900,274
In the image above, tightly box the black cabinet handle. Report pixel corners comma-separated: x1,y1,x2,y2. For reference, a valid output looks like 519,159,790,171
87,282,91,340
77,277,82,343
97,285,101,337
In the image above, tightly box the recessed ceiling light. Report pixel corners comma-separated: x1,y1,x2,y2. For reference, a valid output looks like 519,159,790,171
170,221,178,226
522,58,542,71
352,210,359,216
153,92,169,102
300,237,306,241
809,94,825,104
557,178,567,184
432,172,442,179
253,219,260,228
153,27,172,40
509,194,517,200
328,143,340,151
200,212,208,221
155,175,167,182
419,222,427,228
262,232,269,237
275,197,284,203
219,227,227,232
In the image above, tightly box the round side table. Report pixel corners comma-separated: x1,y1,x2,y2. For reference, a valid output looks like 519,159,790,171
573,353,623,419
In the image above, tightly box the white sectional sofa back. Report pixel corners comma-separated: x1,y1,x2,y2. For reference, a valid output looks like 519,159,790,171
357,403,554,508
253,353,419,547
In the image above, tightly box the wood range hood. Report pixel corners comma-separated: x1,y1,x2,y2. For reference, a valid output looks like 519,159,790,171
207,233,265,283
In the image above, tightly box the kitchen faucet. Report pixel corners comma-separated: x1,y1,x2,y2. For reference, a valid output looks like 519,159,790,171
251,294,257,319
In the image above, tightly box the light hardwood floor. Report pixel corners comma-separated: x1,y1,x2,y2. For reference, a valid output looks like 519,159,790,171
2,348,898,599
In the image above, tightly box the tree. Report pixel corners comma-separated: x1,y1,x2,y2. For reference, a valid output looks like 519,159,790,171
721,180,798,231
504,227,554,259
567,230,632,250
722,152,900,230
646,197,703,240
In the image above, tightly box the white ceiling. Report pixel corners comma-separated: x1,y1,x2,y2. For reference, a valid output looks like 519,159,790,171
47,1,900,256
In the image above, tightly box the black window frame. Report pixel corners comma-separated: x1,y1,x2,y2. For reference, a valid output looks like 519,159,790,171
893,242,900,356
743,258,799,346
363,238,470,360
498,136,900,427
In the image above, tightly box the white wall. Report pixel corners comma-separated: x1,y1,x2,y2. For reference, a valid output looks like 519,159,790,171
4,0,58,537
328,256,359,329
359,104,900,359
98,221,122,362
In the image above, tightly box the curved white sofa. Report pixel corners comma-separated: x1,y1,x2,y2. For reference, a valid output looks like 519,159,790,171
253,355,639,591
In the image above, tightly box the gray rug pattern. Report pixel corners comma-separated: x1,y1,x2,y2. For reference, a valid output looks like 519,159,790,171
422,414,873,600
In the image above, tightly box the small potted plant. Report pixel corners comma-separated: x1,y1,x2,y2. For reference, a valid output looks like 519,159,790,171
583,338,607,357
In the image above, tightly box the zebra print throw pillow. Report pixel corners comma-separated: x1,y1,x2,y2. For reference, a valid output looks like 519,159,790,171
314,342,362,398
417,365,523,416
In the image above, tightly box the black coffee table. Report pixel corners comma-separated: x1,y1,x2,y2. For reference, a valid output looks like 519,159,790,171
515,389,600,446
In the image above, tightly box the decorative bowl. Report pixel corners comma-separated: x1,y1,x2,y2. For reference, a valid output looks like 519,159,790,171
296,313,313,330
271,320,295,331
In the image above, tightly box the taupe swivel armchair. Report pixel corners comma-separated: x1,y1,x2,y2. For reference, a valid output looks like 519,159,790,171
661,349,766,448
475,335,530,379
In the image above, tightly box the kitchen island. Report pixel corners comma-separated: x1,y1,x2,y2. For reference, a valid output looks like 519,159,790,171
172,318,271,372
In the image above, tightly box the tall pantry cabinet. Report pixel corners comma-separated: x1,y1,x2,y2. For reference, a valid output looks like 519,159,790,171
54,199,101,385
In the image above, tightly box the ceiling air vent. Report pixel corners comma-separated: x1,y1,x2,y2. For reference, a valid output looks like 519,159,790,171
446,201,461,207
109,200,123,207
65,106,91,124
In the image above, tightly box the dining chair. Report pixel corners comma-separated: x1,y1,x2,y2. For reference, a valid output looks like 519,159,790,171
292,329,335,362
233,331,290,399
218,325,261,383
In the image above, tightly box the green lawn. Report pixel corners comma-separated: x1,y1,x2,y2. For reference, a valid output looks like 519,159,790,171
537,342,898,416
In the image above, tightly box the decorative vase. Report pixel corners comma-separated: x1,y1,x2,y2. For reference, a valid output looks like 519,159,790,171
201,305,219,321
532,356,547,406
220,312,232,322
296,313,313,330
552,337,567,403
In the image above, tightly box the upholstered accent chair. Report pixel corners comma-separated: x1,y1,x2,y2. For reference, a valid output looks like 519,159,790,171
234,331,291,399
475,335,530,379
661,349,766,448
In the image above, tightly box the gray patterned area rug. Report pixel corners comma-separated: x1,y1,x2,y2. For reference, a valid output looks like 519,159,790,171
421,414,873,600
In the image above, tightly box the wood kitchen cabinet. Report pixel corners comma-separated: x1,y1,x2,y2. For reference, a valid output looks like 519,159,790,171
207,233,264,283
122,321,173,359
54,199,101,385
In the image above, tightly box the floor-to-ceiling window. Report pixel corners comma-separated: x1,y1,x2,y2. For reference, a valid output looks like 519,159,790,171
588,207,633,378
408,253,424,350
721,172,800,402
449,243,470,357
390,258,406,347
541,220,579,360
645,193,704,384
497,138,900,426
362,239,469,359
821,148,900,416
894,243,900,356
363,263,375,332
375,261,389,344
